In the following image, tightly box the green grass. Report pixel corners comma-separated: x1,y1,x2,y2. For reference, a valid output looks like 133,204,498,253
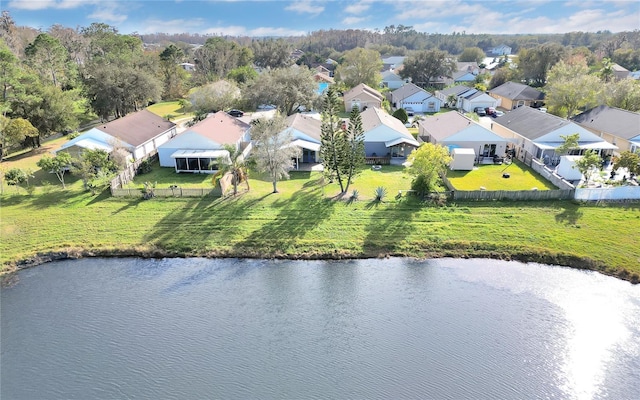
446,159,558,191
2,153,639,282
147,100,193,121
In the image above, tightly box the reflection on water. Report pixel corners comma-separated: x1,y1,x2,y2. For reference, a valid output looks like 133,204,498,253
2,258,639,400
449,261,640,400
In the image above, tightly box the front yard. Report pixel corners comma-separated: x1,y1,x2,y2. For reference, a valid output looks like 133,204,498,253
445,159,558,191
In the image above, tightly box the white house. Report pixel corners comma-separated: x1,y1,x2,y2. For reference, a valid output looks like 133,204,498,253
282,113,322,167
492,106,617,168
157,111,251,173
361,107,419,161
55,109,176,162
381,70,408,90
458,89,499,113
435,86,498,112
418,111,508,161
488,44,512,56
343,83,384,112
390,83,442,113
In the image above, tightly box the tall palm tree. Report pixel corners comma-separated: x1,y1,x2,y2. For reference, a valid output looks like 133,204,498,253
215,144,249,196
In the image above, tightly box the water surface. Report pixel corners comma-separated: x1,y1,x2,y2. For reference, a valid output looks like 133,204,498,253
2,258,639,399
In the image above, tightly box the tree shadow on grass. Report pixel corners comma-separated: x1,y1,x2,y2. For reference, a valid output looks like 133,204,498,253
234,181,336,255
142,192,272,254
555,205,584,225
362,201,420,257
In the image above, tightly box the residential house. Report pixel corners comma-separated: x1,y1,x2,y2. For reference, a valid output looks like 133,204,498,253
56,109,176,161
418,111,508,162
361,107,420,162
157,111,251,173
435,86,498,112
315,65,331,77
488,44,512,56
343,83,384,112
435,85,474,108
314,72,334,95
381,56,406,72
282,113,322,168
179,62,195,72
381,70,408,90
572,105,640,154
612,63,630,80
451,70,477,85
390,83,442,113
488,81,545,110
457,62,480,75
492,106,617,170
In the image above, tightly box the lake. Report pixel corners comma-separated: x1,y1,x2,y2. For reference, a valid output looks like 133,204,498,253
2,258,639,399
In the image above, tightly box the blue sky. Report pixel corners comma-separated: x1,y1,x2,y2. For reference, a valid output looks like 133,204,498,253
5,0,640,36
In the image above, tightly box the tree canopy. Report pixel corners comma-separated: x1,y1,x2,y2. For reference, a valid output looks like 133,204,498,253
334,47,382,89
400,49,456,88
244,66,317,116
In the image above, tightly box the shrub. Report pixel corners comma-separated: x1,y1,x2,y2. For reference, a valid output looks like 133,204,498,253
142,181,157,200
350,189,359,201
392,108,409,123
374,186,387,202
67,131,80,139
5,168,28,186
137,158,153,175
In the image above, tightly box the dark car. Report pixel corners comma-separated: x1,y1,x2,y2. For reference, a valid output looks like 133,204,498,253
485,107,497,116
474,107,487,116
227,109,244,117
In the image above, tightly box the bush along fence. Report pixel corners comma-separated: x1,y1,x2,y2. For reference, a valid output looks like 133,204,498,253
440,173,575,201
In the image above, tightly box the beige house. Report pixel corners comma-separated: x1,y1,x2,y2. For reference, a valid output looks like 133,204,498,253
572,105,640,154
488,81,544,110
343,83,384,112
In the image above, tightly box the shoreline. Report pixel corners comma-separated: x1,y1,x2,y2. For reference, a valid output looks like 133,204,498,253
3,245,638,285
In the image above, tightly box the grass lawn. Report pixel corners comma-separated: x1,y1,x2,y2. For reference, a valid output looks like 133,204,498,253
446,159,558,191
2,150,639,282
147,100,194,121
130,161,413,201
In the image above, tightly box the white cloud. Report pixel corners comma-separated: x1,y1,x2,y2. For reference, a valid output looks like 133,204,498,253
202,25,307,37
88,2,128,24
285,1,324,15
136,18,206,34
345,1,371,14
7,0,91,10
342,16,367,25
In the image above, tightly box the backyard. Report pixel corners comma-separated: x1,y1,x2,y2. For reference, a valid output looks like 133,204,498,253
2,136,640,283
445,159,558,191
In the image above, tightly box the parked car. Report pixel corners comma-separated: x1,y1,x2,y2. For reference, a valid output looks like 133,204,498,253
492,110,505,118
484,107,497,116
227,109,244,117
474,107,487,116
404,107,415,117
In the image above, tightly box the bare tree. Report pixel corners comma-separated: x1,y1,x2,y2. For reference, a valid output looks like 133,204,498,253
250,113,300,193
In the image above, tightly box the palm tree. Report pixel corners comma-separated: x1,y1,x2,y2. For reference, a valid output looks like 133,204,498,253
215,144,249,196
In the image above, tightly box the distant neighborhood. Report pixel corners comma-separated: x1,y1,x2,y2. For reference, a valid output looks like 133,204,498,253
1,18,639,201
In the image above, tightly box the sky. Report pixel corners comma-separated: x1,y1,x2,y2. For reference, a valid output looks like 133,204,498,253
4,0,640,37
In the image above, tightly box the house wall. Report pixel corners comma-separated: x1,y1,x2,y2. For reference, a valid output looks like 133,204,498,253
491,123,538,160
489,94,514,110
365,142,389,157
345,98,381,112
461,98,498,113
438,140,506,157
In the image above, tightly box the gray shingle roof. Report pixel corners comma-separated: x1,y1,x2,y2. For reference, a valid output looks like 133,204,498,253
572,105,640,140
489,81,544,101
96,109,175,147
492,106,569,140
285,113,321,141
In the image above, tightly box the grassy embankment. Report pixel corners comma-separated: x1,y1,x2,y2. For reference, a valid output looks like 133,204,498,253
1,163,639,282
1,119,638,283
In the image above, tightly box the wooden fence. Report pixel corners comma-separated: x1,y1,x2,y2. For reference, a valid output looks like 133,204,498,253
365,156,391,165
441,172,574,201
451,189,574,201
111,186,222,198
